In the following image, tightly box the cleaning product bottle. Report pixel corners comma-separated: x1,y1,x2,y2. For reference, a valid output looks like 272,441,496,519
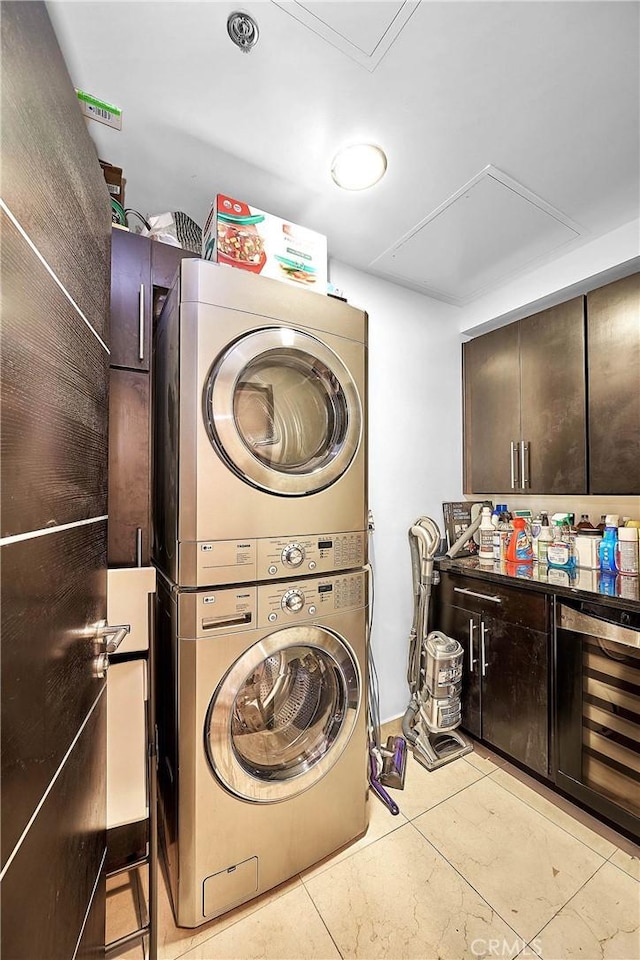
598,515,619,573
531,514,543,560
617,526,639,576
478,506,494,561
577,514,595,530
547,515,575,568
596,515,607,532
506,517,533,562
537,513,553,564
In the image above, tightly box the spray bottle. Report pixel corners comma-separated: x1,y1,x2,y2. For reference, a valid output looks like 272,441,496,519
599,515,619,573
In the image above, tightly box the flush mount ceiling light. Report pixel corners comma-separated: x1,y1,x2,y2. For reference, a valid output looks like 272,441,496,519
331,143,387,190
227,11,259,53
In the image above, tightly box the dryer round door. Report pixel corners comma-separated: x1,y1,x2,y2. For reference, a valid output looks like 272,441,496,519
203,327,362,496
205,625,361,802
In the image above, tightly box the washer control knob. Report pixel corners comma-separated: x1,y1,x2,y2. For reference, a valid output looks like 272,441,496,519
268,612,278,623
268,565,278,575
308,560,317,570
281,543,304,567
281,589,304,613
308,605,317,615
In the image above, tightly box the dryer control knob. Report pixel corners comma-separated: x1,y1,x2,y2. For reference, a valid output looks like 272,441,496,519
281,543,304,567
281,589,304,613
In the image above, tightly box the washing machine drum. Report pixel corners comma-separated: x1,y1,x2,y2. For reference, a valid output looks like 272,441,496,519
203,327,362,496
205,626,361,802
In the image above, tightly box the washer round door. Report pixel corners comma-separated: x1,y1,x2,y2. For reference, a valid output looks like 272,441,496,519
203,327,362,496
205,626,361,802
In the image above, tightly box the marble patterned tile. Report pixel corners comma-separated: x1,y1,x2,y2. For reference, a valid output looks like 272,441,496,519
609,847,640,882
414,776,605,943
392,752,483,821
379,716,404,740
177,885,340,960
490,767,616,859
301,792,407,882
158,867,301,960
535,861,640,959
305,822,523,959
465,750,500,775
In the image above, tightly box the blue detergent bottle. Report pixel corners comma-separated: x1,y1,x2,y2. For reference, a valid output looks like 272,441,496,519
599,515,619,573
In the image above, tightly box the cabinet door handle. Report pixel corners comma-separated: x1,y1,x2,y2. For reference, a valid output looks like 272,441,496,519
520,439,530,489
454,586,502,604
510,441,520,489
468,619,478,672
480,621,488,676
136,527,142,567
138,283,145,361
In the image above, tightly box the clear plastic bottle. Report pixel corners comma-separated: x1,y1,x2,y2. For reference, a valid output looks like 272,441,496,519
479,506,494,560
617,526,638,576
537,512,554,564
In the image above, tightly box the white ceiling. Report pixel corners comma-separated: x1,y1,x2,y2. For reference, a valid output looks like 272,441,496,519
48,1,640,304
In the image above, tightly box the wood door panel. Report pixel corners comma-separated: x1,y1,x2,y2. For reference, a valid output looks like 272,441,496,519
463,324,520,493
0,209,108,539
0,521,107,866
0,4,111,339
110,229,151,370
0,694,106,960
108,368,150,565
519,297,587,494
587,273,640,494
482,618,549,776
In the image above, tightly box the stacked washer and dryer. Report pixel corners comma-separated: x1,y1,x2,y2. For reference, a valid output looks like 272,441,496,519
152,260,370,927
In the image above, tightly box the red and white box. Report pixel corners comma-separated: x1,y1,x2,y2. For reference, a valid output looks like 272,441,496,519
202,194,327,294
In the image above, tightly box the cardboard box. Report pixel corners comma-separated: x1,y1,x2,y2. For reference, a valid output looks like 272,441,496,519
202,194,327,294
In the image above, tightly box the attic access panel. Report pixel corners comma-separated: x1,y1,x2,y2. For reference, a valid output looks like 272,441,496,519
371,166,583,304
271,1,419,70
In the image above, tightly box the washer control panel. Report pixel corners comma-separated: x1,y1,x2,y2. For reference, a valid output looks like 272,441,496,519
258,532,365,580
257,570,367,627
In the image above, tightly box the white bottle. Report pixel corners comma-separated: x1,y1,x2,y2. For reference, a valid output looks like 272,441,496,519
617,527,639,576
479,506,494,560
537,515,554,564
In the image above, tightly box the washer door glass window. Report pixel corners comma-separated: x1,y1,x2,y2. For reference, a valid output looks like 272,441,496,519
205,626,361,802
204,328,362,496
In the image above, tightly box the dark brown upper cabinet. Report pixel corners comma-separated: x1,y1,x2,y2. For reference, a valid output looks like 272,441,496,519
464,297,587,495
110,228,152,371
587,273,640,495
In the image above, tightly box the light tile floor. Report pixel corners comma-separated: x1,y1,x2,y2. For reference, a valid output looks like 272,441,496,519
108,727,640,960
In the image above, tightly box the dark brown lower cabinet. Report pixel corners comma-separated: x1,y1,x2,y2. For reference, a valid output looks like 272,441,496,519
436,573,550,777
108,368,151,566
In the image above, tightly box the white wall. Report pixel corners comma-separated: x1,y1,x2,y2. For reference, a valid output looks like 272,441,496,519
329,260,463,722
458,218,640,336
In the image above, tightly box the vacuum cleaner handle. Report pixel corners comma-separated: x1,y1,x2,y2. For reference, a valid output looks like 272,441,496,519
369,775,400,816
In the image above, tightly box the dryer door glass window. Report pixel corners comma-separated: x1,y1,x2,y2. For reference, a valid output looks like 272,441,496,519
204,328,362,496
205,626,361,802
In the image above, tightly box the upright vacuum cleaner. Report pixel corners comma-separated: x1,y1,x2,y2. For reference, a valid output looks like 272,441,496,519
401,516,472,771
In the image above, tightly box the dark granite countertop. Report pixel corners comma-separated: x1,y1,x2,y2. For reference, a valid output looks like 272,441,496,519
436,555,640,613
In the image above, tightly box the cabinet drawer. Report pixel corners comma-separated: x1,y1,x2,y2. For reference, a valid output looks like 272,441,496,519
439,573,547,631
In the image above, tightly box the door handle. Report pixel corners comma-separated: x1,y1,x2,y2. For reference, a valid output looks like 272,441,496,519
138,283,145,362
510,441,520,490
468,618,478,672
480,621,488,677
520,440,530,489
92,621,131,678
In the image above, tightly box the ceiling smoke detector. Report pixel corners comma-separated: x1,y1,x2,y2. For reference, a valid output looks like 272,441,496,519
227,11,259,53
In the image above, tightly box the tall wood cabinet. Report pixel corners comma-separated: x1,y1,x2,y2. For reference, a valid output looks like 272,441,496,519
108,230,197,566
587,273,640,495
463,297,586,495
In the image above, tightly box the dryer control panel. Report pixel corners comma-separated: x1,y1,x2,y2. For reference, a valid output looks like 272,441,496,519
257,569,367,627
258,532,365,580
188,531,366,588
